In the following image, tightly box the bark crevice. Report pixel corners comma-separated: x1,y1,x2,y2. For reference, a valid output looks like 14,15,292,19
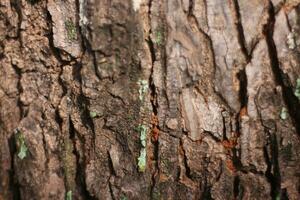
8,134,21,200
233,175,241,199
232,0,251,61
264,1,300,137
263,132,281,200
147,0,160,197
179,138,192,179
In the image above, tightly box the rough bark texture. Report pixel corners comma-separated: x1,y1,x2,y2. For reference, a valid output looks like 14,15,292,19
0,0,300,199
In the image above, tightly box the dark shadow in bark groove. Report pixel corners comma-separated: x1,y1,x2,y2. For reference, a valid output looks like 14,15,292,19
54,108,63,130
187,0,194,16
10,0,23,40
280,188,289,200
232,148,243,171
74,59,97,151
232,0,249,146
77,94,96,135
263,132,281,200
108,181,116,200
70,119,97,200
74,95,99,198
200,178,213,200
233,175,240,199
179,139,192,179
221,112,227,140
237,70,248,110
264,1,300,137
8,135,21,200
232,0,251,61
147,34,160,199
234,175,245,200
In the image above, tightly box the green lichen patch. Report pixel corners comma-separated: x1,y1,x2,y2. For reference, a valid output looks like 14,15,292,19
66,190,72,200
65,20,77,41
120,195,128,200
138,80,148,101
89,111,98,118
152,189,161,200
287,32,296,49
294,78,300,100
15,130,28,160
154,29,163,45
280,107,288,120
137,125,147,147
138,148,146,172
137,124,147,172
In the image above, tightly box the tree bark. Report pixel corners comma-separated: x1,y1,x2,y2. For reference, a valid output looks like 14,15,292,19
0,0,300,199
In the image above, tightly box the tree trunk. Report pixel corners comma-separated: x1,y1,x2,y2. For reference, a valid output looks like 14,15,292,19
0,0,300,199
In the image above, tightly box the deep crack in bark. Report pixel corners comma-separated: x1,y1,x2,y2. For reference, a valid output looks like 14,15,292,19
179,139,192,179
147,0,160,198
8,135,21,200
264,1,300,137
263,132,281,200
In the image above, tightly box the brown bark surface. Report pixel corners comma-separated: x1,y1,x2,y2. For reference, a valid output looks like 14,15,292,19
0,0,300,199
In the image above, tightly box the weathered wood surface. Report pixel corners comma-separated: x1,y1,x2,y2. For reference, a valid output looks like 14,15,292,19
0,0,300,199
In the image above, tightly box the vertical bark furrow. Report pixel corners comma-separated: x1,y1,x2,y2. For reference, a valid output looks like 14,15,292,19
265,1,300,135
8,133,21,200
264,132,281,200
231,0,250,127
232,0,251,61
